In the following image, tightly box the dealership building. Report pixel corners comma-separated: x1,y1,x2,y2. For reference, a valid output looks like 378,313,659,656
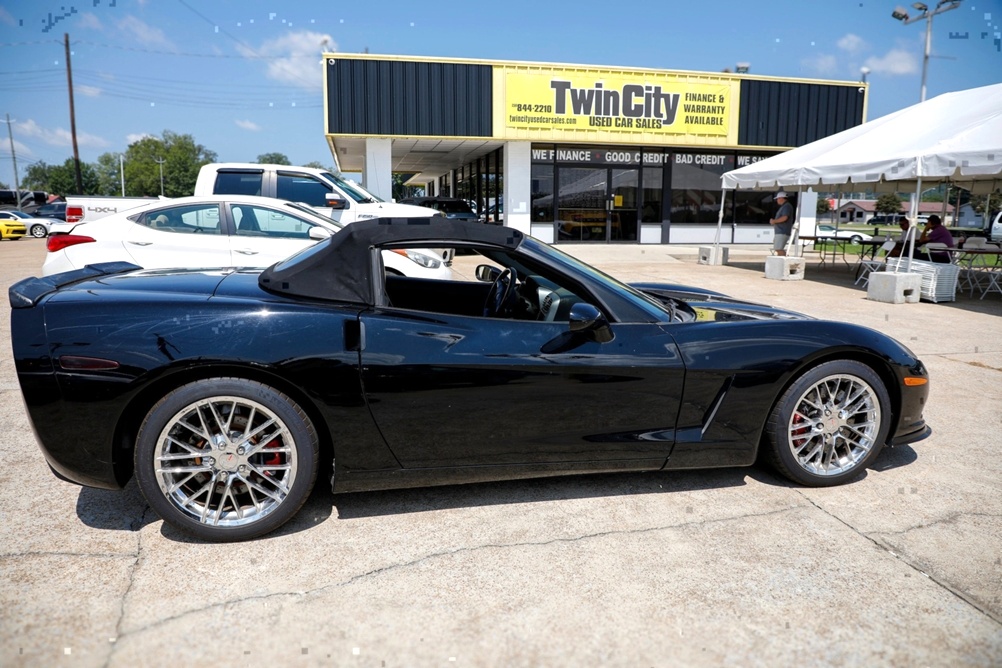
323,54,866,245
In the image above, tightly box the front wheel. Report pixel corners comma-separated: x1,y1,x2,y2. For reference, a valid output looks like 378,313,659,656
134,378,319,542
30,224,47,238
764,360,890,486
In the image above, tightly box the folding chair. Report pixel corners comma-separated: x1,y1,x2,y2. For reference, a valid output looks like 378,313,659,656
854,239,897,287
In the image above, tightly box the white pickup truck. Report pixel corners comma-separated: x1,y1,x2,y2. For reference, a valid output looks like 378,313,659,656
194,163,439,222
64,195,162,226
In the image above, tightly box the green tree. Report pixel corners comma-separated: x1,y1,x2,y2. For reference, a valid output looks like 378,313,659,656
816,197,832,219
875,193,904,215
303,161,333,171
123,131,217,197
21,159,98,195
257,152,291,165
94,152,123,196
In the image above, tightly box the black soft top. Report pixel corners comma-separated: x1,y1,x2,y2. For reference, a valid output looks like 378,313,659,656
258,217,523,304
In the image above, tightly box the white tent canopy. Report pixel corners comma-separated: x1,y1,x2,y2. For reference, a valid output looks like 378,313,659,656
720,82,1002,195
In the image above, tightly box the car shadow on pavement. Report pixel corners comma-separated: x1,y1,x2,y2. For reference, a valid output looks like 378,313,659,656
333,465,763,520
72,445,916,538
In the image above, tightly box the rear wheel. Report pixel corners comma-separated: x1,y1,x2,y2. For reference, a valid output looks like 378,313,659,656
134,378,319,541
765,360,890,486
849,234,863,245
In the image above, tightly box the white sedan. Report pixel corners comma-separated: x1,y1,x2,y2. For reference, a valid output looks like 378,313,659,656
43,195,453,279
817,225,873,244
0,209,57,238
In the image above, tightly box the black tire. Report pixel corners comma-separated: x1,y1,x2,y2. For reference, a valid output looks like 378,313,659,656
30,224,47,238
764,360,890,487
134,378,319,542
849,234,863,245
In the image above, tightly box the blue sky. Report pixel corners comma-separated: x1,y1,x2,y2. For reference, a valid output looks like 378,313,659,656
1,0,999,188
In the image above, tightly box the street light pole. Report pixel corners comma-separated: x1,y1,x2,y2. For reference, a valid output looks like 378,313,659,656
891,1,962,102
154,157,165,196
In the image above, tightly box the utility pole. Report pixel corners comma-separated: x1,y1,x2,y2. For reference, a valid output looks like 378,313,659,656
154,157,166,196
2,114,22,210
119,153,125,196
64,33,82,194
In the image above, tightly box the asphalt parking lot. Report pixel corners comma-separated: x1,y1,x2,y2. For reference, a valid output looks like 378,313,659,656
1,236,1000,666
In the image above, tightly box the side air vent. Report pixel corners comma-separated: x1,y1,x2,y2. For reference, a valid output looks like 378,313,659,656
541,294,553,316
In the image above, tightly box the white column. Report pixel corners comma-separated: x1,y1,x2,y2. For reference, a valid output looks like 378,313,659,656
362,138,392,201
503,141,531,236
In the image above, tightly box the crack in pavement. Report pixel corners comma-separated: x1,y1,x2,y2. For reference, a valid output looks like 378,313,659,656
865,511,1002,538
102,504,151,668
796,492,1002,627
109,504,807,643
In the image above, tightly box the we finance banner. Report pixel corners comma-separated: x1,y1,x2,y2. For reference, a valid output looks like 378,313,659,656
496,66,739,145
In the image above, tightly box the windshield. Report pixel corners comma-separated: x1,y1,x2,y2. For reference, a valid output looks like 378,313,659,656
322,172,382,204
519,237,675,321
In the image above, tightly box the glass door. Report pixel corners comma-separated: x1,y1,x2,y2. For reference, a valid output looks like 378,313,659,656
556,167,639,242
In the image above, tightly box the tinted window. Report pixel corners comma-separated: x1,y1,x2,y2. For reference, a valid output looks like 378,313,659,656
140,204,221,234
231,204,318,239
214,172,263,196
276,173,333,207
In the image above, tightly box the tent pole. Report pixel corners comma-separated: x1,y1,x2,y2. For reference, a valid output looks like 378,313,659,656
713,190,727,248
906,177,923,272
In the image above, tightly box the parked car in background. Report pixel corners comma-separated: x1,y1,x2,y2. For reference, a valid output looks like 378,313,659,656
42,194,452,280
26,201,67,221
0,213,27,240
398,196,479,222
0,209,54,238
65,195,160,225
195,163,442,224
10,218,932,541
817,225,873,244
0,189,47,209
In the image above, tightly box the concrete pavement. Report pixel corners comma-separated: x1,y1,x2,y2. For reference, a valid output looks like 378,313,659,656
1,237,1000,666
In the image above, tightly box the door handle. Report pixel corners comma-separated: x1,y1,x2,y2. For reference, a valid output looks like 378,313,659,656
127,241,152,246
234,249,259,255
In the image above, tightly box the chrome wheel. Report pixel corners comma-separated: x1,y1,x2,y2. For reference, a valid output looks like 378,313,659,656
787,374,881,477
154,395,298,528
30,224,47,238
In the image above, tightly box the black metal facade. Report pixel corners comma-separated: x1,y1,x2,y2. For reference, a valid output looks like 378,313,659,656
737,79,865,148
326,59,493,137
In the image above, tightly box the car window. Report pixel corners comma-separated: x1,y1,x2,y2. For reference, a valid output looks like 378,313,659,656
231,204,318,239
138,204,222,234
214,172,263,196
276,173,334,207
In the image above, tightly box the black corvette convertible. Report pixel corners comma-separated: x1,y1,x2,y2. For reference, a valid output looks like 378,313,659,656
10,218,930,541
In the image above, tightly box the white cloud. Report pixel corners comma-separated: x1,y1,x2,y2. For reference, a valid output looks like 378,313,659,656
235,119,262,131
801,54,839,76
239,30,335,91
837,33,866,54
116,15,175,50
864,49,919,75
17,119,109,149
77,13,103,31
126,133,155,145
0,7,15,26
77,85,101,97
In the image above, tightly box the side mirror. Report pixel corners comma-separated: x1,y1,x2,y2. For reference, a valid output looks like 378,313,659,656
568,303,614,343
324,192,348,210
308,226,332,241
475,264,502,283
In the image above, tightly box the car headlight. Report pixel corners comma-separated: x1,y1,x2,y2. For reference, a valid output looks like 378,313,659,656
393,249,441,269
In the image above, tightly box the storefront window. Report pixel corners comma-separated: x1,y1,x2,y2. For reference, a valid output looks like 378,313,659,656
531,164,554,222
669,152,734,224
641,167,663,223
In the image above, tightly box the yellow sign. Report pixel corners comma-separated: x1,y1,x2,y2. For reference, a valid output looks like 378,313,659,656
496,66,738,145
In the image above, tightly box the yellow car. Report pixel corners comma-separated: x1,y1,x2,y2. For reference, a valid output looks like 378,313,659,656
0,216,27,240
